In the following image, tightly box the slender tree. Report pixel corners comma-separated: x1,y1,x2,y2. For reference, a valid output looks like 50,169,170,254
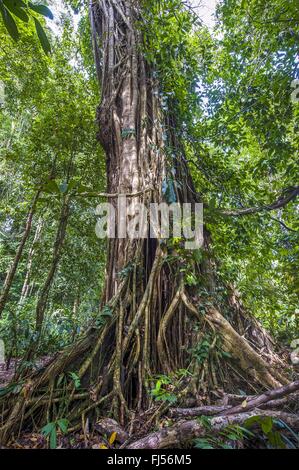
0,190,40,318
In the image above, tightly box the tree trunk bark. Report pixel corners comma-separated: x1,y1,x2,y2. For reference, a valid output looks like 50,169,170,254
88,0,286,416
90,0,202,416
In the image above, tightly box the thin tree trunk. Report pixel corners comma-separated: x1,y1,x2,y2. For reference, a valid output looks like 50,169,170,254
19,217,43,305
71,292,80,342
35,196,70,335
0,190,41,318
88,0,286,414
25,196,70,358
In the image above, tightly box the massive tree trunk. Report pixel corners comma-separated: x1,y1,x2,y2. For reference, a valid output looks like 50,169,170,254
89,0,286,408
91,0,199,415
0,0,288,445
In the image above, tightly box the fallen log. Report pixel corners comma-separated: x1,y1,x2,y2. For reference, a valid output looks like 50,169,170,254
95,418,129,444
127,410,299,449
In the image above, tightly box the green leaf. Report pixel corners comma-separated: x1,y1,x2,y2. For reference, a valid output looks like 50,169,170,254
100,305,113,317
244,415,262,428
77,184,92,193
6,0,26,6
0,3,19,40
57,374,65,387
33,16,51,54
194,438,214,449
192,249,203,263
57,418,69,434
67,180,78,192
41,421,58,448
41,421,55,437
49,427,57,449
28,2,53,20
3,0,29,22
221,351,232,358
59,181,68,193
162,178,177,203
43,180,60,194
267,430,286,449
261,416,273,434
197,415,212,430
0,383,15,397
68,372,81,389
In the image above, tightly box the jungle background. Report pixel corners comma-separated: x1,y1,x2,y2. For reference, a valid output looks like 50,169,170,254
0,0,298,450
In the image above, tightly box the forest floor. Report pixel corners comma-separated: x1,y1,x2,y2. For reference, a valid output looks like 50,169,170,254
0,356,53,388
0,356,108,448
5,432,107,449
1,357,298,449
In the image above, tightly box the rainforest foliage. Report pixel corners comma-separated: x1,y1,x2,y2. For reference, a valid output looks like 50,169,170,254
0,0,298,451
0,0,298,358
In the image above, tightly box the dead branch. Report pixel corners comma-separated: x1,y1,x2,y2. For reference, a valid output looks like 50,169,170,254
220,186,299,217
222,380,299,416
169,395,298,418
127,410,299,449
218,392,299,407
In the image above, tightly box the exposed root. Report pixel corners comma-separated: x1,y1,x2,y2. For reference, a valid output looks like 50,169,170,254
0,278,291,446
205,307,288,388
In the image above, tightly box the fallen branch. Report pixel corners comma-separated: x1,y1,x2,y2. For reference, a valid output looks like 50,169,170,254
219,392,299,407
169,396,297,418
220,186,299,217
222,380,299,416
127,410,299,449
